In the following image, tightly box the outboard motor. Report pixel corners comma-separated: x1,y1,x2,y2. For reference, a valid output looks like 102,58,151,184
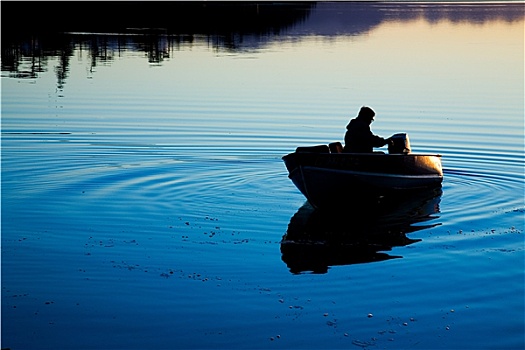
388,133,411,154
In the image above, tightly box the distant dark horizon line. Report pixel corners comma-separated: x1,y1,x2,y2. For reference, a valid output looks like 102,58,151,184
3,1,523,38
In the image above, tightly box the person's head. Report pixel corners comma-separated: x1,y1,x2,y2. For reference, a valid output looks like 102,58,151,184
357,106,375,123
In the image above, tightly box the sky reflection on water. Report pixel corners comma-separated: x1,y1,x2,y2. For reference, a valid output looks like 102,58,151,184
4,12,523,156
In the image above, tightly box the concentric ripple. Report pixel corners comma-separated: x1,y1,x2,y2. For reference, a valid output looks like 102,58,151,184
441,147,524,227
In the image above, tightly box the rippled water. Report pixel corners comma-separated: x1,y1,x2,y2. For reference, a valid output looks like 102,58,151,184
2,3,524,349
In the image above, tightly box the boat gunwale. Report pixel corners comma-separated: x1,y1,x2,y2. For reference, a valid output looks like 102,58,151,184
283,152,443,159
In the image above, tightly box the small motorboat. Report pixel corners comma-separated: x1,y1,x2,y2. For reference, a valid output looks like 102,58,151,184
282,133,443,209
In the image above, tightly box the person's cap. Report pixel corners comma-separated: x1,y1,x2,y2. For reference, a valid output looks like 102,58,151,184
359,106,375,120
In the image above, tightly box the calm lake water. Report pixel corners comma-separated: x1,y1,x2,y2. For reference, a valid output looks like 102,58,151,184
2,2,524,349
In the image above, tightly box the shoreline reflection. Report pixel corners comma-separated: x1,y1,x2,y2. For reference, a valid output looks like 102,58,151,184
281,188,442,274
2,3,523,82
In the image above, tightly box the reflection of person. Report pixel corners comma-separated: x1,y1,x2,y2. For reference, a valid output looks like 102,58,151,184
343,106,390,153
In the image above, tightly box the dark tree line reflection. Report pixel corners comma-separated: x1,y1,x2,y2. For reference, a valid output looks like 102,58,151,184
2,2,314,86
2,2,523,87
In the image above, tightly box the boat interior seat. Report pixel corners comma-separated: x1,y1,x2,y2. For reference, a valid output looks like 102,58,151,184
296,145,330,153
329,142,343,153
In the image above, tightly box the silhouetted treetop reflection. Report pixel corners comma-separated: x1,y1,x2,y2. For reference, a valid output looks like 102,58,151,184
1,2,314,81
2,2,523,83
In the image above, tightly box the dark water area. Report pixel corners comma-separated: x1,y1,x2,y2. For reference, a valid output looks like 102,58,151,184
2,2,524,349
281,188,443,274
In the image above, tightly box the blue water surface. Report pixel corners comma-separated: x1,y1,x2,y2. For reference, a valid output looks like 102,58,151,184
2,3,524,349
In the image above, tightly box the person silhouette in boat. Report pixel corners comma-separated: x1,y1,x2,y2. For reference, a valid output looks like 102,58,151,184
343,106,391,153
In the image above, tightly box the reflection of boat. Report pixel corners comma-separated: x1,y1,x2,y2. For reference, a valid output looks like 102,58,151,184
282,134,443,209
281,188,442,274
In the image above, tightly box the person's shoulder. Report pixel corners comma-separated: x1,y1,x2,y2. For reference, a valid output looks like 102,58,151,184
351,118,366,127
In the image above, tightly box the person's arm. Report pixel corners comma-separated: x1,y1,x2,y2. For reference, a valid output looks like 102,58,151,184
369,132,387,148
